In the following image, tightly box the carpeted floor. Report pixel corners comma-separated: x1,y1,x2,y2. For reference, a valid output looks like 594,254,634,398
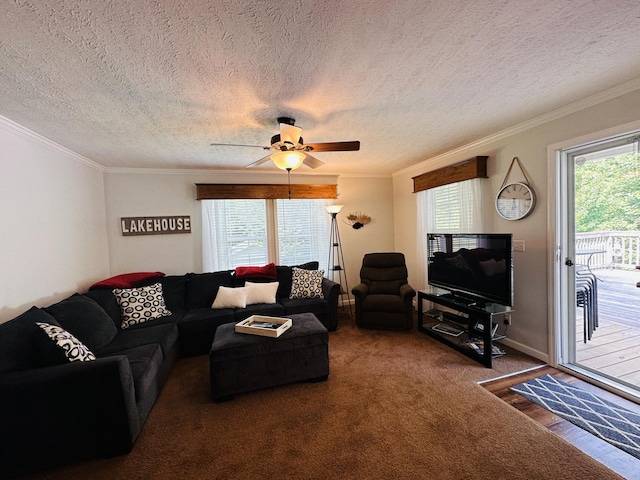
28,313,624,479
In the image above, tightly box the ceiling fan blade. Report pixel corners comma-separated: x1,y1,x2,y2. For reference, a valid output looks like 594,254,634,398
304,141,360,152
245,155,273,168
211,143,270,149
302,153,324,169
279,123,303,144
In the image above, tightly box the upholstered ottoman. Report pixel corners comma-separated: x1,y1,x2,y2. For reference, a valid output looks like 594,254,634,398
209,312,329,402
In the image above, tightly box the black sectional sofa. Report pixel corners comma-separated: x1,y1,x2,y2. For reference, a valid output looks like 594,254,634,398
0,263,339,478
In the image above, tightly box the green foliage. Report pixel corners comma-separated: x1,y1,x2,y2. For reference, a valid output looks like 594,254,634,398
575,153,640,232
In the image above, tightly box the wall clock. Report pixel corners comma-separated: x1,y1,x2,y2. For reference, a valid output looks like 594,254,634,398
495,157,536,221
495,182,536,220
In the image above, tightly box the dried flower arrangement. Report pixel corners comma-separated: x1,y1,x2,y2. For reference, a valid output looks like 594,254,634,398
344,212,371,229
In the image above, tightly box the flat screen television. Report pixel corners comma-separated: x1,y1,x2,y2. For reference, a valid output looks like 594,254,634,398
427,233,514,307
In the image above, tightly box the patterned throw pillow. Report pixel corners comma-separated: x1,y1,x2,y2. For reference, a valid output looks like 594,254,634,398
289,267,325,299
113,282,172,329
36,322,96,362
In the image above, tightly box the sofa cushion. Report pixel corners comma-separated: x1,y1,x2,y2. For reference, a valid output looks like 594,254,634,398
35,322,96,363
244,281,279,305
103,344,163,401
96,323,179,359
290,267,325,299
156,275,188,311
45,293,118,351
0,307,60,373
212,286,248,309
186,271,234,308
82,289,122,327
180,308,235,334
89,272,165,290
113,283,172,329
280,297,328,316
235,263,277,280
178,308,235,356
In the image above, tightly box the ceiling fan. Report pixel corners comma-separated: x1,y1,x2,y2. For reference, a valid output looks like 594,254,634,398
210,117,360,171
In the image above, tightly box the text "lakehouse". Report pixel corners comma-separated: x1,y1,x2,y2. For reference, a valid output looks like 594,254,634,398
121,216,191,236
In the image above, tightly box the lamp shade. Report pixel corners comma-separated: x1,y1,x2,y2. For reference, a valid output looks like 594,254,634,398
325,204,343,214
270,151,305,170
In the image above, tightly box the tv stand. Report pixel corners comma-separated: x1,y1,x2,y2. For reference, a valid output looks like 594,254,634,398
440,292,485,308
417,288,511,368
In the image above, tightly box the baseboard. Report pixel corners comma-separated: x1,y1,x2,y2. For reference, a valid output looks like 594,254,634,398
500,337,549,364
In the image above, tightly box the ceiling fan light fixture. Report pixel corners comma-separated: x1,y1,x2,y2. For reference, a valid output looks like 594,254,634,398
270,151,305,170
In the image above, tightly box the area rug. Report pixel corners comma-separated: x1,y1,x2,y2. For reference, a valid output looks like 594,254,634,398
511,374,640,459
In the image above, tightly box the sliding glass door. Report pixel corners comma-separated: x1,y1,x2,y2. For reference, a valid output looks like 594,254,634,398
557,131,640,395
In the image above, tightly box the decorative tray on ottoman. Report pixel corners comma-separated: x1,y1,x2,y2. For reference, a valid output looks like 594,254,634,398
235,315,292,338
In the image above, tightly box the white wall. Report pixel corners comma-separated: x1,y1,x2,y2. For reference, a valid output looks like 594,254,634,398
393,87,640,361
104,170,395,292
0,117,110,323
335,176,395,294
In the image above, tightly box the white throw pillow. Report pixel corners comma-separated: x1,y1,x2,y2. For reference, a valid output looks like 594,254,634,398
245,281,279,305
212,286,249,309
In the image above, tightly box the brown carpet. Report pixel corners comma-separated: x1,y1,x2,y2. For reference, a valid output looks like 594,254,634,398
30,313,623,480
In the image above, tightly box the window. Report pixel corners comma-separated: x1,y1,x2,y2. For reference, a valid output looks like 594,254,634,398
426,180,483,233
202,199,330,271
416,178,485,289
276,199,329,267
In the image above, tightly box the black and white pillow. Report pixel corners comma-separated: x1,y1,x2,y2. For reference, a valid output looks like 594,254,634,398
36,322,96,363
113,282,172,329
289,267,325,299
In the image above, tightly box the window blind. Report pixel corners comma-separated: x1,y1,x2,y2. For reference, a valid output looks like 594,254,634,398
276,199,330,271
202,199,330,272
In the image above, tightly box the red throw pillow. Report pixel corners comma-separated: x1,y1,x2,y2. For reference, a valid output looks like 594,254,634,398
89,272,165,290
235,263,277,280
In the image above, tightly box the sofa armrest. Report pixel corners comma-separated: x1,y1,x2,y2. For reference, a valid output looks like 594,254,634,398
0,356,139,478
399,283,416,302
322,277,341,331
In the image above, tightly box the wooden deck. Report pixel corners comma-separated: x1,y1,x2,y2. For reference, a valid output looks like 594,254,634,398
576,268,640,388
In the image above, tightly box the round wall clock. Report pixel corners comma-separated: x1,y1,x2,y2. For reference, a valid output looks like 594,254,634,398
495,181,536,220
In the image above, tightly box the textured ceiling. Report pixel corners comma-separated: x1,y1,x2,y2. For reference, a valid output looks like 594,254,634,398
2,1,640,175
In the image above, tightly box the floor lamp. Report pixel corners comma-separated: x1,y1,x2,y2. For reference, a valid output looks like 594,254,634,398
326,205,352,315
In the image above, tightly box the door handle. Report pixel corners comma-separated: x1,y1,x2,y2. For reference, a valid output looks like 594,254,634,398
565,259,574,267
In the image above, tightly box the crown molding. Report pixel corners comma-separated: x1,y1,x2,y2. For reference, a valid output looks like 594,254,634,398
393,76,640,178
335,172,392,179
0,115,104,171
104,166,391,180
103,166,340,183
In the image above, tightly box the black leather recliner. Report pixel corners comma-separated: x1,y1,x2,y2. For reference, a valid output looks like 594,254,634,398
352,252,416,329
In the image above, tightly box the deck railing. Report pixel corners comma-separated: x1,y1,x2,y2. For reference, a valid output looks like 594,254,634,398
576,231,640,270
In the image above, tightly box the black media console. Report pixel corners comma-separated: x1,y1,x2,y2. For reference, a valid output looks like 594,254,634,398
417,288,511,368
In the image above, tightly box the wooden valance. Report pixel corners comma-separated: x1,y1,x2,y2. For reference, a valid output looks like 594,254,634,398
412,156,488,193
195,183,337,200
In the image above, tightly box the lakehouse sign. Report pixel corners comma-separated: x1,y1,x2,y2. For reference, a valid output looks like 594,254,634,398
121,216,191,236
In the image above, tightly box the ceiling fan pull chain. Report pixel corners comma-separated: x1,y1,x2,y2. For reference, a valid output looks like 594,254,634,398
287,168,292,200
